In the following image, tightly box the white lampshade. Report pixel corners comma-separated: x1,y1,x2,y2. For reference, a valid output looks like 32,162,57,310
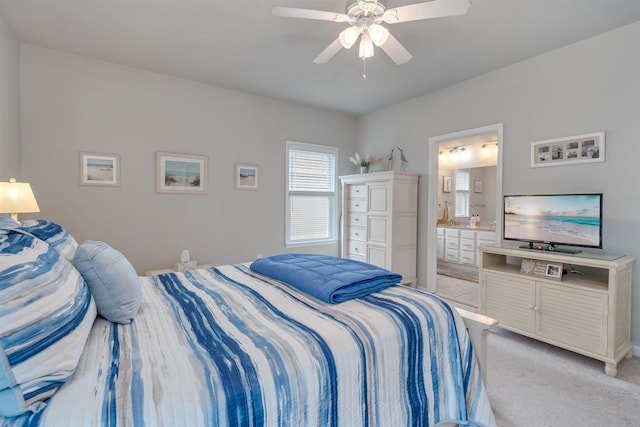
0,178,40,221
339,26,360,49
368,23,389,46
358,33,374,59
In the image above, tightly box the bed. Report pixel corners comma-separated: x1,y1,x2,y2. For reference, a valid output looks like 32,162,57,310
0,219,496,426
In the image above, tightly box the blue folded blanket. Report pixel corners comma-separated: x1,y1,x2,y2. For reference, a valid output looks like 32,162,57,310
249,253,402,303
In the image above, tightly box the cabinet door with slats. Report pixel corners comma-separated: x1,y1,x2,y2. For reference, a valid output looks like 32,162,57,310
536,283,607,356
482,272,535,333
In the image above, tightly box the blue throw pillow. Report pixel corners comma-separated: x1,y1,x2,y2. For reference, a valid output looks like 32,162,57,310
0,231,96,417
73,240,141,324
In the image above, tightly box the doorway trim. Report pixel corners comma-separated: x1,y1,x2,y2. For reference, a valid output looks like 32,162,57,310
426,123,504,293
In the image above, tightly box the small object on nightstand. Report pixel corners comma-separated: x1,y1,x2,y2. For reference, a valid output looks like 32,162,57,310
176,260,197,272
176,249,197,272
144,263,214,276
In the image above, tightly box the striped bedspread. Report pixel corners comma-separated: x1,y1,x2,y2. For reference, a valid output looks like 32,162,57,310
1,264,495,427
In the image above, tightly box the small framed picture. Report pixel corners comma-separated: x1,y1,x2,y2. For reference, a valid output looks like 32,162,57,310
79,152,120,187
546,263,562,279
235,164,258,190
443,176,452,193
521,259,563,281
474,180,483,193
156,152,208,194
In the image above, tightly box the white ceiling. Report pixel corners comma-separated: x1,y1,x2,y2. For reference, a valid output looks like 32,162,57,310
1,0,639,116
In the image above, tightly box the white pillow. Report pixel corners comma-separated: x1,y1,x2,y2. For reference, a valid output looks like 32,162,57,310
73,240,142,324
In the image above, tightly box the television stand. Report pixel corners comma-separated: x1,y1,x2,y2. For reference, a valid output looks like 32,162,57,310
479,244,634,376
519,242,582,254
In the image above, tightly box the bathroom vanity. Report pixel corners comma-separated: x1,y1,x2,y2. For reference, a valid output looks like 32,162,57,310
437,225,497,266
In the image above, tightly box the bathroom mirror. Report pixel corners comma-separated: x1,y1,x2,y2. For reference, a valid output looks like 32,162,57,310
438,166,497,226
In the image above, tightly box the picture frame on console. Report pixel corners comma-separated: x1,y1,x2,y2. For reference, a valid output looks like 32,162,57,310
521,258,563,281
531,132,605,168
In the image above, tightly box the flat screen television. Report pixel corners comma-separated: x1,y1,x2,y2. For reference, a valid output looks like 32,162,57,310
503,193,603,253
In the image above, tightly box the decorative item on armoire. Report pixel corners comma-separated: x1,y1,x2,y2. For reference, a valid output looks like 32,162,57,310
396,147,408,171
387,147,408,171
349,152,376,173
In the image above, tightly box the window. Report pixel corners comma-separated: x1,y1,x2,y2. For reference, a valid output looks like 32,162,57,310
286,141,338,246
455,169,470,217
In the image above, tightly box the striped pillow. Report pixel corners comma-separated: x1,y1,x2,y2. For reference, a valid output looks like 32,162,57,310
17,219,78,261
0,230,96,417
0,215,19,229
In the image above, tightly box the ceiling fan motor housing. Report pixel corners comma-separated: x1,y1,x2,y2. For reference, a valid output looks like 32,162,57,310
346,0,387,20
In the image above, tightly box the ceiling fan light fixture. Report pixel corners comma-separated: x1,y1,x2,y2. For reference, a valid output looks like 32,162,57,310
382,9,399,23
368,23,389,46
359,32,374,59
339,25,360,49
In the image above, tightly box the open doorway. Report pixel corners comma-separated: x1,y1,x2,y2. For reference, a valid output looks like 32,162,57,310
426,124,504,299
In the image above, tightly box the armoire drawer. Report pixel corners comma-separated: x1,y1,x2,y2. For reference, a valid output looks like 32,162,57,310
349,226,366,241
349,199,366,213
349,213,366,227
349,184,366,198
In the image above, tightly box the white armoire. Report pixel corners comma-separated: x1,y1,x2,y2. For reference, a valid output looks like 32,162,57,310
340,171,419,285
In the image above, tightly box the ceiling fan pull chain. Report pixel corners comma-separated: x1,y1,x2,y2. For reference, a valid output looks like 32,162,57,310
362,58,367,79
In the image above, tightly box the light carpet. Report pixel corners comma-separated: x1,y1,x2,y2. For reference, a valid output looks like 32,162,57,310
486,328,640,426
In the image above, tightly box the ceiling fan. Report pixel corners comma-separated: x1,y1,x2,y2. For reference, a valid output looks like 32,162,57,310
272,0,471,66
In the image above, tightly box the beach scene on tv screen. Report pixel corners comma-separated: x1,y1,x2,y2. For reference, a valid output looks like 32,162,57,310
504,195,601,246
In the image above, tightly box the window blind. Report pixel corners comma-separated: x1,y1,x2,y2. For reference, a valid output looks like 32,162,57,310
455,169,470,217
286,142,337,245
288,149,335,192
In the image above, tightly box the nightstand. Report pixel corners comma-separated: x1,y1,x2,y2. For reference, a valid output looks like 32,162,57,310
144,264,214,276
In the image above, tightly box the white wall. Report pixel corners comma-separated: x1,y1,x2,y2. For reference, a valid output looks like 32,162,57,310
0,13,20,179
357,22,640,345
19,44,357,273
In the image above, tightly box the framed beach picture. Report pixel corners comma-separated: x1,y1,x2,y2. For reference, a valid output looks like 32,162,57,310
79,152,120,187
156,152,208,194
235,164,258,190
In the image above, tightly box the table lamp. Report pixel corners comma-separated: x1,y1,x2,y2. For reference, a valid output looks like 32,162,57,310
0,178,40,222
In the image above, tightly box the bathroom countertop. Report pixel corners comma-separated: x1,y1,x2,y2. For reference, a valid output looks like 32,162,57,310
437,224,496,232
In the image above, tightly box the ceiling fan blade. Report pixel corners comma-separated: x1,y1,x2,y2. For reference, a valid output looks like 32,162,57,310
384,0,471,24
271,6,348,22
314,38,343,63
380,34,412,65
